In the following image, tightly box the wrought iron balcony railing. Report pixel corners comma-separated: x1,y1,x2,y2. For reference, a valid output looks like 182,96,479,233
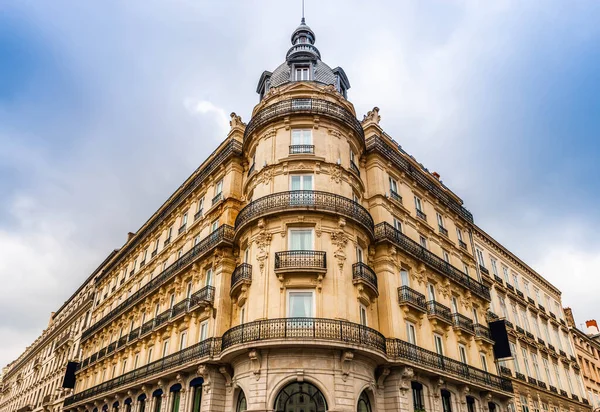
560,389,568,397
194,208,203,221
244,98,364,144
494,275,504,285
515,372,526,381
486,311,499,321
538,303,546,312
374,223,490,300
289,144,315,155
81,226,233,342
549,385,558,393
538,338,545,346
526,331,535,340
527,376,537,385
231,263,252,289
528,297,536,305
65,338,221,407
537,381,547,390
548,344,556,352
474,324,493,341
386,339,512,392
211,192,223,206
459,240,468,250
453,313,475,333
274,251,326,271
549,311,557,320
506,284,515,292
571,394,579,401
352,262,378,292
389,190,402,203
479,265,489,275
427,301,453,324
500,366,512,376
398,286,427,311
55,332,74,350
516,326,525,334
416,209,427,221
178,224,186,235
516,289,524,299
366,135,474,223
235,191,374,235
439,225,449,237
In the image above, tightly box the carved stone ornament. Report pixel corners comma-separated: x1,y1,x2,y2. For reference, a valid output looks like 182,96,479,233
376,366,391,390
248,349,262,379
330,164,343,183
229,112,246,129
261,166,274,185
219,366,234,392
340,350,354,381
255,221,272,275
362,107,381,125
196,365,212,393
399,366,415,393
412,263,427,285
330,228,348,271
438,278,451,299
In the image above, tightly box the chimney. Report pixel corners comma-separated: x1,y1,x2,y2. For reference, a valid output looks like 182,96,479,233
564,307,575,328
585,319,599,335
127,232,135,242
432,172,441,180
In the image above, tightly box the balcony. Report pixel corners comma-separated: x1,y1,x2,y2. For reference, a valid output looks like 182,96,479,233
230,263,252,301
289,144,315,155
538,303,546,312
527,297,535,305
548,344,556,352
515,372,526,381
453,313,475,335
107,342,116,354
81,225,234,342
537,381,547,390
500,366,512,376
474,324,494,343
479,265,489,276
163,237,171,247
151,249,158,258
538,338,546,346
527,376,537,385
583,398,589,405
398,286,427,314
416,209,427,222
178,224,186,235
55,332,74,351
374,223,490,300
426,301,453,326
386,339,512,393
235,191,374,236
212,192,223,206
526,331,535,340
560,318,566,326
352,263,378,298
349,160,360,177
194,209,203,221
570,355,577,362
190,286,216,307
549,311,557,320
559,349,567,357
245,98,364,144
389,189,402,204
274,251,327,273
506,284,515,292
486,311,499,321
494,275,504,285
549,385,558,393
516,325,525,334
505,320,514,329
560,389,568,397
516,290,524,299
572,394,579,402
459,240,468,250
439,225,449,237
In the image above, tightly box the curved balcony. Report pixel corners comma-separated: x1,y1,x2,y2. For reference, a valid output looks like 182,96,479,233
426,301,453,326
244,98,364,145
352,263,378,297
235,191,374,236
230,263,252,299
398,286,427,314
452,313,475,335
274,250,326,273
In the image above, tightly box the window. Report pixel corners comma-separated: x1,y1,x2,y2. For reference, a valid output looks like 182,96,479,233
522,348,531,376
510,342,521,373
290,174,313,190
442,390,452,412
196,197,204,213
146,347,153,364
513,274,520,290
534,287,541,303
162,340,169,357
565,366,575,394
389,176,399,196
480,353,488,372
427,284,436,301
434,334,444,355
521,308,530,331
194,235,201,246
199,321,208,341
459,344,468,363
502,266,510,284
456,228,464,242
240,305,246,324
400,269,410,286
205,268,213,287
512,304,520,327
437,213,445,228
162,261,168,271
490,258,498,276
412,382,425,411
359,305,368,326
171,388,181,412
463,263,470,276
179,331,187,350
531,315,541,337
414,196,423,212
542,358,553,385
289,228,314,250
523,280,531,297
215,179,223,195
472,308,479,324
154,303,161,317
169,293,175,309
406,321,417,344
294,66,310,81
186,282,192,299
291,129,312,146
393,217,402,232
356,246,364,263
451,297,459,313
520,396,529,412
288,290,314,317
419,236,427,249
181,213,187,227
531,352,542,380
443,250,450,263
121,360,127,374
476,248,485,268
467,397,476,412
358,391,372,412
211,220,219,232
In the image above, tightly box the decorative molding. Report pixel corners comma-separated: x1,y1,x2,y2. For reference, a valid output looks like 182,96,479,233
248,349,261,379
340,350,354,381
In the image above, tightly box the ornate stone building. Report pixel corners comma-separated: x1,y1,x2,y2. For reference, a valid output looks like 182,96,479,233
0,254,112,412
474,228,590,412
564,309,600,409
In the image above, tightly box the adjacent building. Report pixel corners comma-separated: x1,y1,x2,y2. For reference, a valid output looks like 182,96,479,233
474,227,590,412
564,309,600,409
0,254,113,412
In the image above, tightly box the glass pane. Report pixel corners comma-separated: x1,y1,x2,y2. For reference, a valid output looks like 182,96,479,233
192,386,202,412
289,292,313,317
290,230,312,250
291,176,301,190
400,270,409,286
302,175,313,190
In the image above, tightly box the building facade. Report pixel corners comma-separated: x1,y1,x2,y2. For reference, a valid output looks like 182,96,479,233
473,228,590,412
0,254,111,412
564,310,600,409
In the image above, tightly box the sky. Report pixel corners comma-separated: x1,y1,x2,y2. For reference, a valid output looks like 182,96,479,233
1,0,599,369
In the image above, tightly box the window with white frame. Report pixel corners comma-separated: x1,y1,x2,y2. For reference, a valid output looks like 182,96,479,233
287,290,314,317
290,174,313,191
437,213,445,228
240,305,246,324
400,269,410,287
419,235,427,249
456,228,464,242
389,176,399,196
211,220,219,232
512,304,520,327
522,348,532,376
480,353,489,372
147,347,154,364
523,280,531,298
490,257,498,276
288,228,314,250
475,247,485,268
543,358,553,385
294,66,310,81
427,284,436,301
459,344,468,364
502,266,510,284
393,217,402,232
162,340,170,357
513,273,520,290
199,320,208,341
434,334,444,355
406,321,417,345
215,179,223,195
179,331,187,350
553,362,562,388
359,304,368,326
205,268,213,287
443,250,450,263
291,129,312,146
510,343,520,373
356,246,364,263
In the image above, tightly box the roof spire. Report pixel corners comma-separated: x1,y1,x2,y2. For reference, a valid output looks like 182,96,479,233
301,0,305,24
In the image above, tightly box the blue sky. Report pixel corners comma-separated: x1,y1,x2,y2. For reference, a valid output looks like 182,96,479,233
1,0,599,368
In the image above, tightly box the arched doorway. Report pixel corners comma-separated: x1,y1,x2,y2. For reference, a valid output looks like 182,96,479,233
274,382,327,412
357,390,372,412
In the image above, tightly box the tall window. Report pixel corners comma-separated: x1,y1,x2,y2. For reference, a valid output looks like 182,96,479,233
357,391,372,412
153,391,162,412
393,217,402,232
442,250,450,263
451,296,458,313
290,174,313,191
356,246,364,263
512,274,520,290
400,269,410,286
534,287,541,303
499,296,508,319
522,348,531,376
523,280,531,298
531,352,542,380
419,235,427,249
215,179,223,196
475,248,485,268
190,379,203,412
434,334,444,355
502,266,510,284
512,304,520,327
510,342,521,373
199,321,208,341
456,228,464,243
289,228,313,250
427,284,436,301
543,358,553,385
179,331,187,351
211,220,219,232
412,382,425,412
162,340,169,357
480,353,488,372
288,290,314,317
171,388,181,412
205,268,213,287
291,129,312,146
437,213,445,229
520,396,529,412
359,304,368,326
406,321,417,345
389,176,399,196
442,390,452,412
553,363,562,388
236,390,247,412
466,397,476,412
490,258,498,276
458,344,468,364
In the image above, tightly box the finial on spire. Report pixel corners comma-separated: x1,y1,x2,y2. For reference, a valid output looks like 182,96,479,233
301,0,305,24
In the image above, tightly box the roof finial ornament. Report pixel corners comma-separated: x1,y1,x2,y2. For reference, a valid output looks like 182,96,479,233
301,0,305,24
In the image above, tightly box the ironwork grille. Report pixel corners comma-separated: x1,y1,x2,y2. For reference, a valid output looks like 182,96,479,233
275,251,326,270
352,263,378,290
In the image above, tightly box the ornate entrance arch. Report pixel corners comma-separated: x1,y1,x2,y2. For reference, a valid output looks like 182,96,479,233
274,382,328,412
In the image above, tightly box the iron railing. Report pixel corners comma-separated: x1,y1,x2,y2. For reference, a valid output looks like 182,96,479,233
81,226,233,342
55,332,74,350
389,190,402,203
494,275,504,284
289,145,315,154
560,389,568,397
398,286,427,311
538,304,546,312
231,263,252,289
244,98,364,144
516,290,524,299
474,324,493,341
416,210,427,221
515,372,526,381
526,331,535,340
549,385,558,393
65,338,221,406
538,338,545,346
427,301,453,323
439,225,449,237
479,266,489,275
211,192,223,206
500,366,512,376
352,263,378,292
235,191,374,235
537,381,547,390
528,297,536,305
194,209,203,221
274,251,326,271
453,314,475,333
527,376,537,385
459,240,468,249
374,223,490,300
386,339,512,392
366,135,474,223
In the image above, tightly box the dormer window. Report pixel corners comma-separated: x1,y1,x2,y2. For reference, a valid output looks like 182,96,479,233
294,66,310,81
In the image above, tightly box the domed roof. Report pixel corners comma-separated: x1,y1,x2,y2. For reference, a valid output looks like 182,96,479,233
256,18,351,99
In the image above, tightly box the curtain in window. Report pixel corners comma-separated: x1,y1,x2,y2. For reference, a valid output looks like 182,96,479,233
290,230,312,250
289,292,313,317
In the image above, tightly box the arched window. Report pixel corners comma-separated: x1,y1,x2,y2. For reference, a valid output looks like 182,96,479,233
124,398,132,412
357,391,372,412
170,384,182,412
441,390,452,412
137,394,146,412
274,382,327,412
152,389,163,412
190,378,204,412
236,390,247,412
412,382,425,412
